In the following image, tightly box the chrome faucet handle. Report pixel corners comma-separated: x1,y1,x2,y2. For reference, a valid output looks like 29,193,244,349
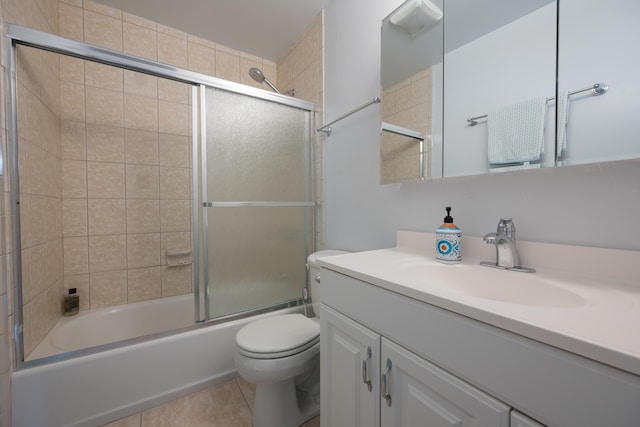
497,218,516,240
483,233,496,244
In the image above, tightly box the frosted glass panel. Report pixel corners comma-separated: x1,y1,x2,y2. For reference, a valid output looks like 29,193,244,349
207,207,309,317
206,88,310,202
204,87,313,319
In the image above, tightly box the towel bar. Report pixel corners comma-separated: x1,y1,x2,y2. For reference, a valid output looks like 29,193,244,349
317,97,380,136
466,83,608,126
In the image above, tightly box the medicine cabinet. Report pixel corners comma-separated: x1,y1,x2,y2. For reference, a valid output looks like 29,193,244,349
380,0,640,181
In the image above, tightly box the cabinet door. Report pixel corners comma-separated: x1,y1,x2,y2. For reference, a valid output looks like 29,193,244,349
511,410,546,427
380,338,510,427
321,305,380,427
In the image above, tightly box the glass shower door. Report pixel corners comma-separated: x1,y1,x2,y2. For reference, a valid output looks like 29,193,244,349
202,87,314,319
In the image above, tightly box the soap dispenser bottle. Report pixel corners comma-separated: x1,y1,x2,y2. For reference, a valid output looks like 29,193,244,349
436,206,462,263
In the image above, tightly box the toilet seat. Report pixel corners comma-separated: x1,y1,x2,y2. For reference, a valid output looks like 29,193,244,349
236,314,320,359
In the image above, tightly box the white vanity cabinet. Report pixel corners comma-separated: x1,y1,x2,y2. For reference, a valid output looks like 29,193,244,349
321,305,510,427
320,305,379,427
380,337,510,426
320,266,640,427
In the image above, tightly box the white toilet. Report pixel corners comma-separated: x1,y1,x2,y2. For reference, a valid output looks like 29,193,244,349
234,250,349,427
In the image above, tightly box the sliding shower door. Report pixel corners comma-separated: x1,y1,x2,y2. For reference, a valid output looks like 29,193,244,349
202,87,315,320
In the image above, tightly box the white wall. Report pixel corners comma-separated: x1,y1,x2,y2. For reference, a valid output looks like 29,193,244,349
323,0,640,253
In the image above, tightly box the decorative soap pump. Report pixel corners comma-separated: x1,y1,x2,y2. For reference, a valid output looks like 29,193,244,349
436,207,462,263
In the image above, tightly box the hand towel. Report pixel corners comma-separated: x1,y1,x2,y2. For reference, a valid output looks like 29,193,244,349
556,91,570,158
487,97,547,164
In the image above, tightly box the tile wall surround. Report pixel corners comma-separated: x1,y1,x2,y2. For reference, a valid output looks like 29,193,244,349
0,171,11,427
381,67,433,183
276,13,325,250
58,58,193,318
1,0,62,424
8,0,308,357
17,44,64,363
0,0,324,422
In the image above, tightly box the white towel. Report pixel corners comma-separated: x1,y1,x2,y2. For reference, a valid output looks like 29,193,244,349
556,91,570,158
487,97,546,164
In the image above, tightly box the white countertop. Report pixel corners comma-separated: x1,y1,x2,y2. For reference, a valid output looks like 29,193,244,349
319,231,640,376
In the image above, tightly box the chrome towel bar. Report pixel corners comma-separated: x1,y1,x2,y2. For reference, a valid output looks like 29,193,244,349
317,97,381,135
467,83,608,126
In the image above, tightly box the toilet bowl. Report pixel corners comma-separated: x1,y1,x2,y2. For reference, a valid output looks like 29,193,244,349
234,250,350,427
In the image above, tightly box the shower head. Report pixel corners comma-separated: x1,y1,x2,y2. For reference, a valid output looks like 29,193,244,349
248,67,265,83
248,67,281,94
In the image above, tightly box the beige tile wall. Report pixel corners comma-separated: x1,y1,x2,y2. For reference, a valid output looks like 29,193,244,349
3,0,323,358
15,24,64,358
1,0,324,422
380,67,433,184
1,0,62,422
277,12,325,250
58,58,193,315
55,0,279,320
0,173,9,427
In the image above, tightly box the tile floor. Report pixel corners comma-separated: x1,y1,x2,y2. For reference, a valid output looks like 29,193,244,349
101,376,320,427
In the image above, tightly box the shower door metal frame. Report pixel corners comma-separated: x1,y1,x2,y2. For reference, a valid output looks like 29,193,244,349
5,24,317,368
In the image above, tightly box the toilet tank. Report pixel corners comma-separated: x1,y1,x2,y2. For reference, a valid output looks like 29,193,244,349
307,250,351,317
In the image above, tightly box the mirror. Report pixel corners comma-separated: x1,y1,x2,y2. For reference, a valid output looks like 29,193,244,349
380,0,444,184
442,0,557,177
382,0,640,179
556,0,640,166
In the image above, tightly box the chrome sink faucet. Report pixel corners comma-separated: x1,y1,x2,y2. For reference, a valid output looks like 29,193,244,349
481,219,535,273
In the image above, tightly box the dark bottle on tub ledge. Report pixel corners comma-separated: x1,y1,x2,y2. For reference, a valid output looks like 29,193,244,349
63,287,80,316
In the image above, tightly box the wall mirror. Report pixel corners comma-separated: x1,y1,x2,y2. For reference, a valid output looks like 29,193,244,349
380,0,444,184
556,0,640,167
442,0,556,177
382,0,639,180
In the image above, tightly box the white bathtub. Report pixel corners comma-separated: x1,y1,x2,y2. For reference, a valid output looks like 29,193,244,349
28,294,196,360
12,296,301,427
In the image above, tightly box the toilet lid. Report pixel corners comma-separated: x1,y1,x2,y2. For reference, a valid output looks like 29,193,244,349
236,314,320,355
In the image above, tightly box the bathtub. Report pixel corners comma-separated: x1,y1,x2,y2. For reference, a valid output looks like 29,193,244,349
12,295,301,427
28,294,196,360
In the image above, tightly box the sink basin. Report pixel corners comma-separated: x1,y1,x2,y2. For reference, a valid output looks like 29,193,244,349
445,274,587,307
391,256,587,307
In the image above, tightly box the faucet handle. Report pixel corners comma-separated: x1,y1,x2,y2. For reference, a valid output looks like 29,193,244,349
497,218,516,239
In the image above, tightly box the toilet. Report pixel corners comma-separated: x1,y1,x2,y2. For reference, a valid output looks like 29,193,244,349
234,250,350,427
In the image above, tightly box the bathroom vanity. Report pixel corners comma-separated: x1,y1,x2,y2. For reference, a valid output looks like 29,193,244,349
319,231,640,427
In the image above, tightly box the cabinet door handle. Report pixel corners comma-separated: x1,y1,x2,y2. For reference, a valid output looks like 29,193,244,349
362,346,372,392
381,358,392,407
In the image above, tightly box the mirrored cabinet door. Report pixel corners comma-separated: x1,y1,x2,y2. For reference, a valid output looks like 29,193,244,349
557,0,640,166
442,0,557,177
380,0,639,182
380,0,444,184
